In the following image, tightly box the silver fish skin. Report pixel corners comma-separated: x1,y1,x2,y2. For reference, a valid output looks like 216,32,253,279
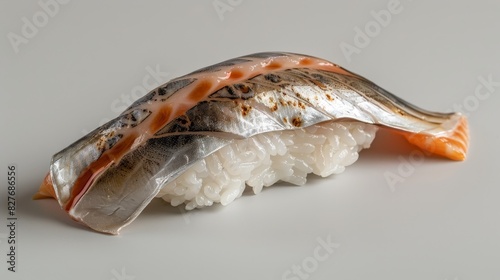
36,52,469,234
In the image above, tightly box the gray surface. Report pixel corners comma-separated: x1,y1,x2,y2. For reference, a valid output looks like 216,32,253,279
1,0,499,279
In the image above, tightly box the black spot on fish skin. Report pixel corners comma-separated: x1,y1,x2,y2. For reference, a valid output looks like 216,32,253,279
166,115,191,133
208,85,237,99
234,83,250,94
158,78,196,97
264,73,281,83
232,83,255,99
226,86,235,96
119,109,152,128
311,73,330,84
211,83,255,100
105,134,123,150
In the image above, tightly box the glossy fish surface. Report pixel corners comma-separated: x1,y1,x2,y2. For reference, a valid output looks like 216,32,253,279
35,52,469,234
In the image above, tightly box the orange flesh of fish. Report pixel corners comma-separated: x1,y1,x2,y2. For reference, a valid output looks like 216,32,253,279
33,173,57,200
401,115,469,161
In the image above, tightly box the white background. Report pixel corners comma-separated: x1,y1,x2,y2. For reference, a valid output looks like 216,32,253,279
1,1,499,279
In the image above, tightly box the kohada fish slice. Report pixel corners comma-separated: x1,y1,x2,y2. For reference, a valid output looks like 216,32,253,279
35,52,469,234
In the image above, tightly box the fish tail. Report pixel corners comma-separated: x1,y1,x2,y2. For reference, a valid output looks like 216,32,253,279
33,172,57,200
400,113,469,161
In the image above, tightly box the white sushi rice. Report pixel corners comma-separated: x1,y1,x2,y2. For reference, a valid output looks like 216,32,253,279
156,121,378,210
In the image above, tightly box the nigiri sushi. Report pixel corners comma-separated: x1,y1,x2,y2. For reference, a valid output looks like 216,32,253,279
34,52,469,234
